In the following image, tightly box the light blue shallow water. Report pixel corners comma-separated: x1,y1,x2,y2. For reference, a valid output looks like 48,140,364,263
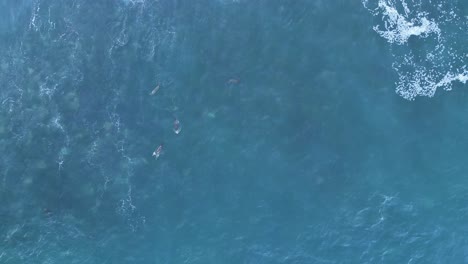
0,0,467,263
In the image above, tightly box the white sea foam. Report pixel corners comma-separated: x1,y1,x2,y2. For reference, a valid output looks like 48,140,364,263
363,0,467,100
120,0,146,5
29,2,41,32
396,67,468,100
372,1,440,45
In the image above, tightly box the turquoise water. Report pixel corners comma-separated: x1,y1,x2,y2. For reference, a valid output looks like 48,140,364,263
0,0,467,263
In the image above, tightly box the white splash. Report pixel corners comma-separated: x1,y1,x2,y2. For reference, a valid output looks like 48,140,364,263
396,67,468,100
372,1,440,45
364,0,467,100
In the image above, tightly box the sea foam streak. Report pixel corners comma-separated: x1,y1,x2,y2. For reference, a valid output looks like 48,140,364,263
363,0,467,100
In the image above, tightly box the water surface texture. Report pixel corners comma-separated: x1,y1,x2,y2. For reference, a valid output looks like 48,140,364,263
1,0,467,263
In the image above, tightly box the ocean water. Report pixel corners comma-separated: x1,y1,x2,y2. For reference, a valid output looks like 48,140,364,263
0,0,467,263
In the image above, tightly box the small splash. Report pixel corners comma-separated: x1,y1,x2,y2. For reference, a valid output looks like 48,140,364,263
149,83,160,96
173,118,181,134
152,144,163,159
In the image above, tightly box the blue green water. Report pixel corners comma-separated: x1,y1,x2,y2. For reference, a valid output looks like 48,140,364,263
0,0,467,263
